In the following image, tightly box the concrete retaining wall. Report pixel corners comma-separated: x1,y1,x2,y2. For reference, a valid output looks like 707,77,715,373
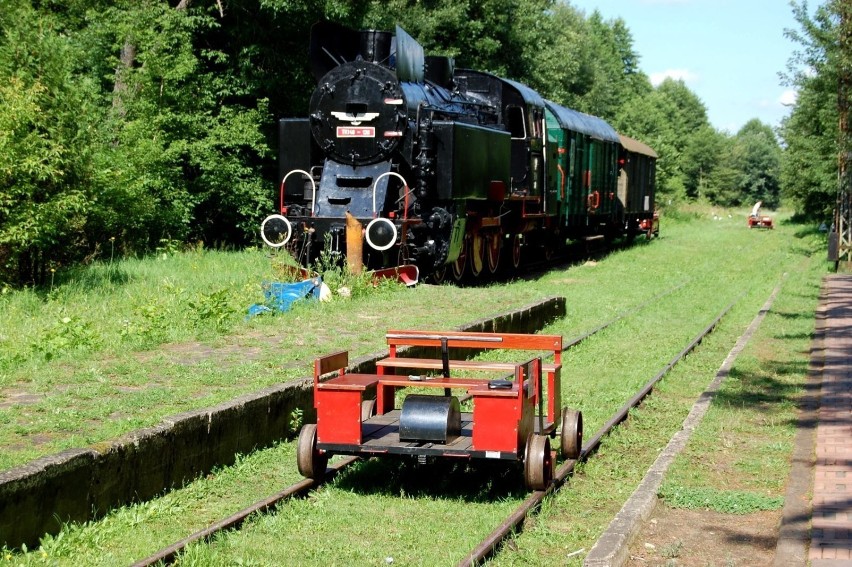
0,296,565,549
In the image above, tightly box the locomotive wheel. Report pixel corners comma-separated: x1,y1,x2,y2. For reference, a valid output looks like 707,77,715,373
470,234,486,278
560,407,583,459
511,234,523,269
361,398,377,421
452,239,467,281
430,265,447,284
296,424,328,480
486,234,502,274
544,241,557,262
524,433,553,490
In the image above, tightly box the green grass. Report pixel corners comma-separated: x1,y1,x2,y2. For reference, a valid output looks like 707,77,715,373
656,485,784,514
0,249,552,470
1,209,830,565
491,215,825,565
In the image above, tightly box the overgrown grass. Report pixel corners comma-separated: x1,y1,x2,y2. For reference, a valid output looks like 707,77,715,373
1,209,829,565
491,214,825,565
0,247,480,469
657,485,784,514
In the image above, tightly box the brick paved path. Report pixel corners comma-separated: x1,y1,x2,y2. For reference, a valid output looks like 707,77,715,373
811,275,852,565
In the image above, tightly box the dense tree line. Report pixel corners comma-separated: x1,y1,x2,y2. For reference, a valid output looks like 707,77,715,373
781,0,850,222
0,0,787,285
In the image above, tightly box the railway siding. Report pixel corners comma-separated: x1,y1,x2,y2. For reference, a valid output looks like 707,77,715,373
584,280,784,565
0,296,566,549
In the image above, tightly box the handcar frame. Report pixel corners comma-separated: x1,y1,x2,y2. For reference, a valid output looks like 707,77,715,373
296,331,583,490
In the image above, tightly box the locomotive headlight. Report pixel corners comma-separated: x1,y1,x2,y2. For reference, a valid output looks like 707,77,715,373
365,217,397,251
260,214,293,248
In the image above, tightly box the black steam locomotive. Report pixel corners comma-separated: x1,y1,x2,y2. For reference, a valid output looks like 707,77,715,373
260,21,658,283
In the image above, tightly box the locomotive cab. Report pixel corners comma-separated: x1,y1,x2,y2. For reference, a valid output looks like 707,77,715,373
453,72,549,203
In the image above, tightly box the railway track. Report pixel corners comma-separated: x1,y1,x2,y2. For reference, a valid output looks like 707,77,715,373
131,281,708,567
458,295,742,566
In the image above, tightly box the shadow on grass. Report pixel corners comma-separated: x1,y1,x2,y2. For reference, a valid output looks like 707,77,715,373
772,310,817,320
790,223,825,239
773,332,815,341
54,264,132,292
712,361,807,414
332,454,530,502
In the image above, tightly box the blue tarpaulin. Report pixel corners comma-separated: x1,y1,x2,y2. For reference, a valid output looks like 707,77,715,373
247,277,322,317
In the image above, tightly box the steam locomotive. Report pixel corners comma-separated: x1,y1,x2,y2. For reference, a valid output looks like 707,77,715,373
260,21,658,282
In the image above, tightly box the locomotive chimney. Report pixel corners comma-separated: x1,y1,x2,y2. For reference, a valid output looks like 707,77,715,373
359,30,393,66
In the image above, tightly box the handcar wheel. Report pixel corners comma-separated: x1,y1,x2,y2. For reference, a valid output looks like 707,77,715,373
296,424,328,480
361,399,377,421
560,408,583,459
486,234,502,274
524,434,553,490
470,233,485,277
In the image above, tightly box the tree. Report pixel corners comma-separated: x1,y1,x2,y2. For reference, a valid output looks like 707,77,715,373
780,0,846,220
0,0,374,284
0,0,102,284
363,0,560,88
732,120,782,207
572,11,651,121
617,78,718,204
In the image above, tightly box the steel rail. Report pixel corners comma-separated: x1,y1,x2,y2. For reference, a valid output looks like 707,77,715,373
130,281,693,566
457,295,742,567
131,456,358,567
561,280,689,352
456,281,687,402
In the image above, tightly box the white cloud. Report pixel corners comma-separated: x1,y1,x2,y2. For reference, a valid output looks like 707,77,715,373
779,89,798,106
649,69,699,86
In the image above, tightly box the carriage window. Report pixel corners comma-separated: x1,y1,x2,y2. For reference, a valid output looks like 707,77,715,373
529,109,542,138
507,106,526,139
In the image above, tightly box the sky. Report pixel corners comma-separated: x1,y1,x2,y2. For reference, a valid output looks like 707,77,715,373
567,0,804,134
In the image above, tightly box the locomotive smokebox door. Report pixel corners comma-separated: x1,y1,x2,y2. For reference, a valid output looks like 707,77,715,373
398,395,461,443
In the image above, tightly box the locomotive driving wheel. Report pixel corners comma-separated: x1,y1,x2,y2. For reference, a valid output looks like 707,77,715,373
524,433,553,490
296,424,328,480
430,265,447,284
452,239,468,281
560,407,583,459
486,233,502,274
511,234,523,270
469,233,486,278
544,242,556,262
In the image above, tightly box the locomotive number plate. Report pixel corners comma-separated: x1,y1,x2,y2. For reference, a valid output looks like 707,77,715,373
336,126,376,138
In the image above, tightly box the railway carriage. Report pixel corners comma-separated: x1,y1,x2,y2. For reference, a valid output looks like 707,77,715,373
617,134,659,238
260,21,658,282
544,101,621,240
